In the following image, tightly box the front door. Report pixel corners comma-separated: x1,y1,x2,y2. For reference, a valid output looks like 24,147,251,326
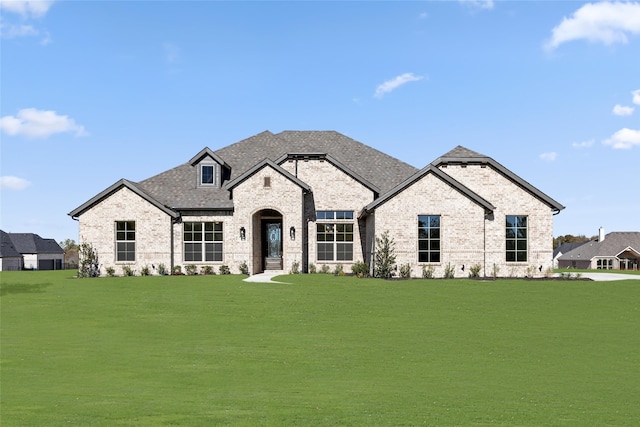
263,221,282,270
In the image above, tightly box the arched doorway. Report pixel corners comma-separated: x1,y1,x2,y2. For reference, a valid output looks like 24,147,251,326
252,209,283,272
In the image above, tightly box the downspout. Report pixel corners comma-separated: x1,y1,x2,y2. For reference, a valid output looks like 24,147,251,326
483,211,487,278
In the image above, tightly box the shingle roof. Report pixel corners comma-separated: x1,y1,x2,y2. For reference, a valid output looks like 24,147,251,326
0,230,22,258
136,130,418,210
553,241,590,259
2,232,64,255
432,145,565,212
558,232,640,261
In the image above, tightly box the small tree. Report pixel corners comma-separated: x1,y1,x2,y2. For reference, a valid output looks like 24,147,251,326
374,231,396,279
78,242,100,278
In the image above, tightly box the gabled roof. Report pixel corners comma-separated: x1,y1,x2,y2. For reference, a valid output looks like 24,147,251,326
69,179,179,219
432,145,565,213
189,147,230,169
553,241,590,259
225,159,311,192
1,231,63,255
274,152,380,195
558,232,640,261
0,230,22,258
361,164,495,216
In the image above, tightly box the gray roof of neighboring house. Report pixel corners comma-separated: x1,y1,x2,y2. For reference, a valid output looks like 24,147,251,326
558,232,640,261
553,241,590,259
432,145,565,212
0,230,22,258
1,231,64,255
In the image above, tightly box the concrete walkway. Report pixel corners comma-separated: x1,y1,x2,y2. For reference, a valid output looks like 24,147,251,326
243,270,288,283
555,272,640,281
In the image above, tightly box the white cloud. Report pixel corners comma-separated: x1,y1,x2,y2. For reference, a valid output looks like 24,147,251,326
459,0,494,10
0,0,55,18
545,2,640,51
374,73,424,98
613,104,635,116
633,89,640,105
603,127,640,149
0,21,38,38
0,108,88,138
572,139,595,148
419,12,428,20
1,176,31,190
539,152,558,162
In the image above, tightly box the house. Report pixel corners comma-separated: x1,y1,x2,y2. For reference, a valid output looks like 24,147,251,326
69,130,564,278
0,230,65,271
557,228,640,270
553,241,590,268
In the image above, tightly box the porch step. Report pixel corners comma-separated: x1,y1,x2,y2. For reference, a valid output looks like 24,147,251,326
265,257,283,270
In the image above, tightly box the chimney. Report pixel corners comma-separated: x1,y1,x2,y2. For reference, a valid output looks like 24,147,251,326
599,227,605,242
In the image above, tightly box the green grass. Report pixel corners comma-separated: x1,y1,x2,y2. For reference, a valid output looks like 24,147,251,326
1,271,639,426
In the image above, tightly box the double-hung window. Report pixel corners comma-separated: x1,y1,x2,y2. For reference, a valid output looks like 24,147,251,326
184,222,223,262
506,215,527,262
316,211,354,261
115,221,136,262
418,215,440,263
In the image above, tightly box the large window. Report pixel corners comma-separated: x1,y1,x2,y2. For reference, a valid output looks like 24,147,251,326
116,221,135,262
316,211,354,261
418,215,440,263
506,215,527,262
184,222,223,262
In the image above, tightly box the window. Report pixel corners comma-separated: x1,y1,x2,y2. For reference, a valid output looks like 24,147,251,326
506,215,527,262
264,176,271,188
418,215,440,263
115,221,135,262
597,259,613,270
184,222,223,262
200,163,220,187
316,211,354,261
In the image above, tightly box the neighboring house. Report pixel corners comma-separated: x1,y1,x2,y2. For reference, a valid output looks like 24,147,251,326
0,230,23,271
0,230,65,271
69,130,564,278
553,241,590,268
557,229,640,270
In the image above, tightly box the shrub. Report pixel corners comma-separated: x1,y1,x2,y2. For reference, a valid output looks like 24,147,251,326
308,263,316,274
185,264,198,276
443,263,455,279
239,261,249,275
374,231,396,279
290,260,300,274
469,264,482,279
122,265,135,277
78,242,100,278
399,263,412,279
172,265,183,275
320,265,331,274
105,266,116,277
140,265,151,276
333,264,345,276
218,265,231,275
422,265,435,279
351,261,369,278
200,265,215,275
157,263,167,276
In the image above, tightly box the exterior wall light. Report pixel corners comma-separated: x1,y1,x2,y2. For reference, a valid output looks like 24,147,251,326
290,226,296,241
240,227,246,241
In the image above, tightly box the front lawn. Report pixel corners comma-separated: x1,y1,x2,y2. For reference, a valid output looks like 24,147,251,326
1,271,638,425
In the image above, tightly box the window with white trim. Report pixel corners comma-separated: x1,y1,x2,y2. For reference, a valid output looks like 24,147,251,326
115,221,135,262
199,163,220,187
184,222,223,262
316,211,354,261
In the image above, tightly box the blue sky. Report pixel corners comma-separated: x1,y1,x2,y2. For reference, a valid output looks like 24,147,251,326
1,0,639,244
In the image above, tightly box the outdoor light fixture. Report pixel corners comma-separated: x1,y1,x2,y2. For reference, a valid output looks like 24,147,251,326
240,227,246,241
290,226,296,241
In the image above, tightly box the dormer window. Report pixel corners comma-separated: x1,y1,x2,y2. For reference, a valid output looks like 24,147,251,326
199,162,220,187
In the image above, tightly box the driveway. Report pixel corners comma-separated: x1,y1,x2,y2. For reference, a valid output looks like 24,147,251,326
557,272,640,281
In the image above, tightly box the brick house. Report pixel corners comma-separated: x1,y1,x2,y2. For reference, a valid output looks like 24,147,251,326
69,131,564,278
